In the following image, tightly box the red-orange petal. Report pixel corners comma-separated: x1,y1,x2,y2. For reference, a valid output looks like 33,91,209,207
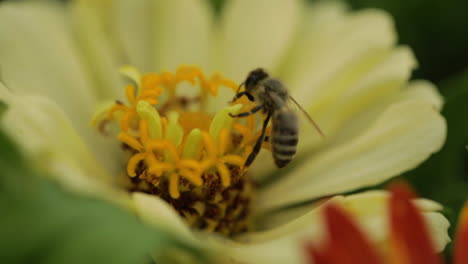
454,201,468,264
388,182,443,264
322,203,383,264
304,242,330,264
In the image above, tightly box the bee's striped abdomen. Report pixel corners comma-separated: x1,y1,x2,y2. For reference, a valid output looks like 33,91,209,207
271,109,298,168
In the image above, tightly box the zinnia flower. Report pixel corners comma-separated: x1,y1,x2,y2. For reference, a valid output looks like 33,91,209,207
305,182,468,264
0,0,450,263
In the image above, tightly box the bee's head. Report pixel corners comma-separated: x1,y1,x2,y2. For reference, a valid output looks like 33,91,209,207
244,68,269,91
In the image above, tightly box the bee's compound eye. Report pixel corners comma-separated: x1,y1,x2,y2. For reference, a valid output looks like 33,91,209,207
245,68,268,89
245,75,256,89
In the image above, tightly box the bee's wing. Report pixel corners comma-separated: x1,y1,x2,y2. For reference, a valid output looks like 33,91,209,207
288,96,325,137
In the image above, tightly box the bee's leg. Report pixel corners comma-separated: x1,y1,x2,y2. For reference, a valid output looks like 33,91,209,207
230,91,255,103
229,105,263,118
245,113,272,167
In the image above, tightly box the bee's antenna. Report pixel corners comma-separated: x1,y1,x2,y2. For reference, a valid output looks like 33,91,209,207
229,82,245,103
235,82,245,94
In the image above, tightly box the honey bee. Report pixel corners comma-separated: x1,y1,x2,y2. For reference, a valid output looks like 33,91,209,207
230,68,324,168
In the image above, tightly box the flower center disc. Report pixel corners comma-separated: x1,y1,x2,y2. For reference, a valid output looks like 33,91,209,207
96,66,265,236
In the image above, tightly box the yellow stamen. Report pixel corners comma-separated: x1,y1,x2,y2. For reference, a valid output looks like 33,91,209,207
145,152,158,167
127,153,147,177
145,140,166,151
120,110,134,132
169,172,180,198
125,85,137,106
200,159,216,172
141,73,160,90
176,66,199,85
145,154,163,177
108,104,128,119
160,72,177,97
220,78,238,91
179,112,212,133
142,98,159,106
216,163,231,187
118,132,143,151
178,159,203,172
201,132,217,159
179,169,203,186
221,155,244,167
232,123,252,142
139,119,149,143
141,89,162,98
161,117,168,136
149,162,174,172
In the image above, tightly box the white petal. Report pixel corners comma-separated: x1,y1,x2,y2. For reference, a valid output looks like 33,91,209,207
113,0,155,71
282,7,396,101
0,2,97,130
69,0,123,100
218,0,301,81
257,100,446,212
400,80,444,110
0,2,124,171
328,77,443,148
132,192,196,241
308,47,416,138
423,212,451,252
229,191,449,264
0,84,125,201
152,0,213,72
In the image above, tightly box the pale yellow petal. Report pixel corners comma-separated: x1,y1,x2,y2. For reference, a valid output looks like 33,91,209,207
0,85,126,201
399,80,444,110
132,193,228,263
278,1,348,82
218,0,301,81
282,7,396,101
328,78,443,147
131,192,195,240
423,212,452,252
307,47,416,139
0,2,123,169
152,0,213,72
0,2,97,122
257,100,446,212
69,0,123,100
113,0,154,71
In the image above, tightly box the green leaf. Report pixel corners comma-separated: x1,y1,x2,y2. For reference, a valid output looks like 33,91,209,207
0,100,7,117
208,0,225,14
0,130,209,264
